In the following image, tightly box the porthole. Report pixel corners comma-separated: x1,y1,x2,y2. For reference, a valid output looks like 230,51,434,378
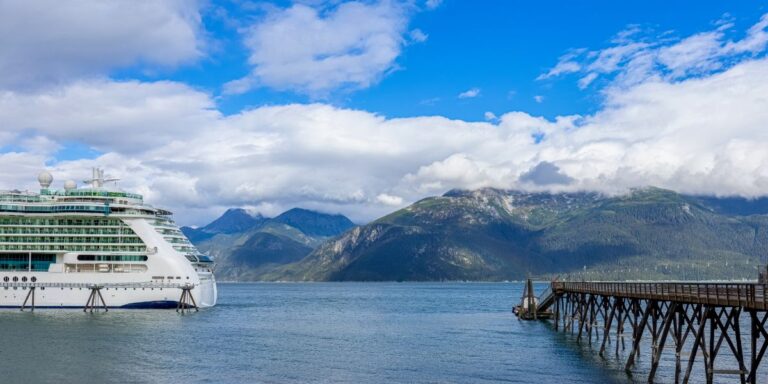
3,277,7,282
12,277,18,282
21,277,27,282
31,277,36,282
41,287,45,291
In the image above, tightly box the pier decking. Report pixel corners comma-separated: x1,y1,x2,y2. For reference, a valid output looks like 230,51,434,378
526,280,768,384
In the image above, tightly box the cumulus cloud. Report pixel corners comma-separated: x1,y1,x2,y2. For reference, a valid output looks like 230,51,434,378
519,161,574,186
458,88,480,98
0,0,203,90
540,13,768,90
225,1,410,96
0,80,220,154
5,10,768,228
5,56,768,225
376,193,404,206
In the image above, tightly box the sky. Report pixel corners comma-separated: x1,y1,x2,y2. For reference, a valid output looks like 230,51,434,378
2,0,768,225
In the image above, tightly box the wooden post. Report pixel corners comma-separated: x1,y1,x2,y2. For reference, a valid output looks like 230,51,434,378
20,286,35,312
84,285,107,312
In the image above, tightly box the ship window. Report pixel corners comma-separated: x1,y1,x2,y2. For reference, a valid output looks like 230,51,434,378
31,276,36,282
2,276,7,282
12,276,17,282
21,276,27,282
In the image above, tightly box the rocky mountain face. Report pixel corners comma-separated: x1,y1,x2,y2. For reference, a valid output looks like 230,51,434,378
185,208,355,281
181,208,266,242
261,188,768,281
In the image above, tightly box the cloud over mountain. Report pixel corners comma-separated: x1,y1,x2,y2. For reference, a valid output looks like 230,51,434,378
6,54,768,225
2,4,768,228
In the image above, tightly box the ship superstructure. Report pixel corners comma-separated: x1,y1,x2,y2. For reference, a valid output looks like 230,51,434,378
0,168,216,308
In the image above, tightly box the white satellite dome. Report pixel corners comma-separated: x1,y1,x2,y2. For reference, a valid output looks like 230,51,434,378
38,171,53,188
63,180,77,191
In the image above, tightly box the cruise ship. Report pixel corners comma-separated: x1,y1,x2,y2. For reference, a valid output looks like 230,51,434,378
0,168,217,309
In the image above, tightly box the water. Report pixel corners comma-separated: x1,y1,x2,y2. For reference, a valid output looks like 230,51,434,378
0,283,710,383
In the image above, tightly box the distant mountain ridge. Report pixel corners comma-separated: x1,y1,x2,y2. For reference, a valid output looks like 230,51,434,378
259,187,768,281
273,208,355,237
184,207,355,281
181,208,266,242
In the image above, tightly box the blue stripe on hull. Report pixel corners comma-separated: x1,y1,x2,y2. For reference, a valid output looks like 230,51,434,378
0,301,192,309
120,300,181,309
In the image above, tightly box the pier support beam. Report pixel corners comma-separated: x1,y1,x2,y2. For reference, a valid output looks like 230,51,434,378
177,284,198,314
20,286,35,312
84,285,108,312
549,283,768,384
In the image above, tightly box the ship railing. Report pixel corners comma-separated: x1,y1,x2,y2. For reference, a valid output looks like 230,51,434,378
0,281,196,289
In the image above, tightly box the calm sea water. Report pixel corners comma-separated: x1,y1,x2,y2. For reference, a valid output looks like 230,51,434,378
0,283,718,383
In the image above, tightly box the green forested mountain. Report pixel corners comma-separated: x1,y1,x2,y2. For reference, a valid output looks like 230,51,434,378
261,188,768,281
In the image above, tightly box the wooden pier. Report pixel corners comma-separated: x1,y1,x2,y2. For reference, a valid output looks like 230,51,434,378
528,281,768,384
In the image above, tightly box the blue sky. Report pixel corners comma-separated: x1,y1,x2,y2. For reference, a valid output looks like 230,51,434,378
3,1,768,225
117,0,768,121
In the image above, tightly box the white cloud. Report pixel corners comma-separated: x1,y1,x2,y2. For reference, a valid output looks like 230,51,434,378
533,95,544,103
0,0,203,90
538,60,581,80
484,111,498,121
540,13,768,90
5,16,768,228
425,0,443,10
409,29,429,43
225,2,410,96
0,80,220,154
376,193,404,206
458,88,480,98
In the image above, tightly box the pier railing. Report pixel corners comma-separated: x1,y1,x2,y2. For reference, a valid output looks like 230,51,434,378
553,281,767,310
540,281,768,382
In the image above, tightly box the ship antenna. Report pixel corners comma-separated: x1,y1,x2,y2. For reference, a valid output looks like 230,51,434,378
82,167,120,189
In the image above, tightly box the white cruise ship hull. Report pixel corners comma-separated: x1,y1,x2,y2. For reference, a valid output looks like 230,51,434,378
0,168,219,310
0,272,217,309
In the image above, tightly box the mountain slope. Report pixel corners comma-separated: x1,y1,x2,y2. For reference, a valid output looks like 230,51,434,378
182,208,266,242
266,188,768,281
189,208,355,281
273,208,355,237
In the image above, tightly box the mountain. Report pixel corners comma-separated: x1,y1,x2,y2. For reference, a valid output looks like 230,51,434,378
181,208,266,242
264,188,768,281
187,208,355,281
273,208,355,237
